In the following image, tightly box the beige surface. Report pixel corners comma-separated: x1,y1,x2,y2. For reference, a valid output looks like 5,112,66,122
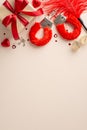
0,1,87,130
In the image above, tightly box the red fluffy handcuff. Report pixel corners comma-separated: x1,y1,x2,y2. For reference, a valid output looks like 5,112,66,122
28,0,87,47
29,18,52,46
1,0,85,47
29,14,82,46
54,14,82,40
2,14,81,47
28,0,86,46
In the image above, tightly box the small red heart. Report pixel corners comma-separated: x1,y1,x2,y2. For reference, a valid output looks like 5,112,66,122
1,38,10,47
32,0,41,8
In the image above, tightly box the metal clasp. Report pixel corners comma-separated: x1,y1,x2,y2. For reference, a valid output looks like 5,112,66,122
54,14,66,25
41,18,53,28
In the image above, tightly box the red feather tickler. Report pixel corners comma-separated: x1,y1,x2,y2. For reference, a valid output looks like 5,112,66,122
42,0,87,30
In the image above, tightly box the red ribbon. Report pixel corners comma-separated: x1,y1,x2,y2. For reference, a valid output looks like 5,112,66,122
2,0,43,40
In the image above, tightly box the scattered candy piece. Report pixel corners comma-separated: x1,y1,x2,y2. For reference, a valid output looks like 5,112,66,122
79,36,87,45
71,41,80,52
71,35,87,52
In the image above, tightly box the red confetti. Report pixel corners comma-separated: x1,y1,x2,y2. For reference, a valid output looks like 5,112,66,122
12,45,16,49
54,34,58,38
68,43,71,46
55,40,58,42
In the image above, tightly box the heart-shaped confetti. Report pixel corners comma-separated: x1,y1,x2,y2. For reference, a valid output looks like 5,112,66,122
1,38,10,47
32,0,41,8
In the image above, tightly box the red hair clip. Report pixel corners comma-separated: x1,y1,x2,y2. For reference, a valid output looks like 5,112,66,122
29,18,52,46
54,14,82,40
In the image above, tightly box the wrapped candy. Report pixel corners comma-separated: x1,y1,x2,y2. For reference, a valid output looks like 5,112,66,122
71,35,87,52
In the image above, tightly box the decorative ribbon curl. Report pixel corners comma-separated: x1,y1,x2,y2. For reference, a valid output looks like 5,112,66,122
2,0,43,40
56,14,82,40
29,22,52,46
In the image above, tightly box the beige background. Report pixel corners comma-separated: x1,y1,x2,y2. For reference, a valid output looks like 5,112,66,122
0,0,87,130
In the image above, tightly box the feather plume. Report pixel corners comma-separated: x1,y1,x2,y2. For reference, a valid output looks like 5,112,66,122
42,0,87,17
42,0,87,30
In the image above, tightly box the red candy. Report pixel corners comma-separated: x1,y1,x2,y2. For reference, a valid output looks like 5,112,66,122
1,38,10,47
32,0,41,8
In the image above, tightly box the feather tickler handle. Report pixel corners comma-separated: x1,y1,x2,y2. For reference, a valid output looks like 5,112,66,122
42,0,87,31
78,18,87,31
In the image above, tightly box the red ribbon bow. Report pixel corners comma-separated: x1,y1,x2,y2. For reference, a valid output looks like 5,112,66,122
2,0,43,40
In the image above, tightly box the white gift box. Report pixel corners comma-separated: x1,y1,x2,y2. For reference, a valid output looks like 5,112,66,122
0,0,35,39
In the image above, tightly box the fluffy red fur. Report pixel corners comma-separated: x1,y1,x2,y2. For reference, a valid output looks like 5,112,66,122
42,0,87,18
56,14,82,40
29,22,52,46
